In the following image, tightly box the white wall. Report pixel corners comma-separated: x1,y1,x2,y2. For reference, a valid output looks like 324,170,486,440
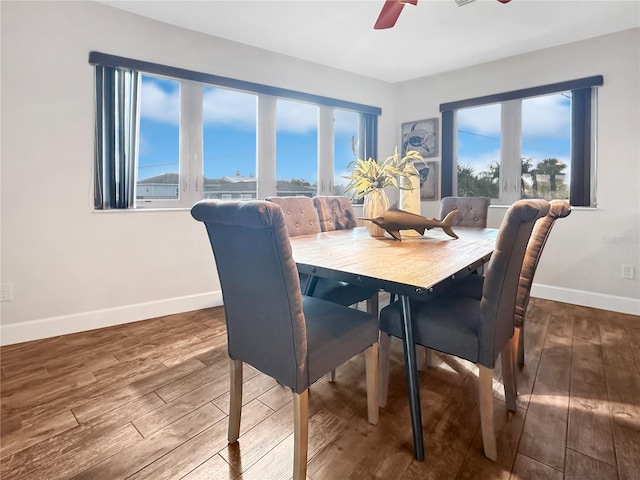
396,28,640,314
0,1,396,345
1,2,637,346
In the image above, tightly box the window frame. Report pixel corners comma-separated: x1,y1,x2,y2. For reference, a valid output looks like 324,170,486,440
440,76,602,207
90,51,381,209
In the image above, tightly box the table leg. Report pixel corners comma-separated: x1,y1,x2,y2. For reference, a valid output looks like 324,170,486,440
400,295,425,461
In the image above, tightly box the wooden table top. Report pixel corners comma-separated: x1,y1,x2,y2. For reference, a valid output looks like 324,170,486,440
290,226,498,300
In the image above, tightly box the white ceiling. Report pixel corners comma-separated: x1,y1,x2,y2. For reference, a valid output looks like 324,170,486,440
100,0,640,83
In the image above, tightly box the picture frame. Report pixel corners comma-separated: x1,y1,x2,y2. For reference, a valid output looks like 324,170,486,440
417,161,438,200
401,118,439,159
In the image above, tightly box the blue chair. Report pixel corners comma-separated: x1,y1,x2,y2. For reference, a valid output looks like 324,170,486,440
191,200,379,480
378,199,550,460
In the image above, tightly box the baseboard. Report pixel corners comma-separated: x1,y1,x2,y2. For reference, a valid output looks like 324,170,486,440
2,284,637,346
531,283,640,316
0,291,223,346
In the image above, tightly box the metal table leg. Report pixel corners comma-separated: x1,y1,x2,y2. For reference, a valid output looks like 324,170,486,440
400,295,425,461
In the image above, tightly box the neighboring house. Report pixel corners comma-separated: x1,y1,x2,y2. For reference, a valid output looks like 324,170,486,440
137,174,317,200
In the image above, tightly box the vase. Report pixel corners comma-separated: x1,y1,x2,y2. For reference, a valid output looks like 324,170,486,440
363,188,390,237
399,163,422,237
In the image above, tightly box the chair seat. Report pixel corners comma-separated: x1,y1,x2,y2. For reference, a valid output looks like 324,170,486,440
380,295,482,364
303,296,379,385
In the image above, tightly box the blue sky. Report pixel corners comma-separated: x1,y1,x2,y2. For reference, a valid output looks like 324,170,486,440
138,75,571,183
457,93,571,175
138,76,358,183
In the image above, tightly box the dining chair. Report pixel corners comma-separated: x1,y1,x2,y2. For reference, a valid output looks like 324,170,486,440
311,195,379,310
514,199,571,365
444,200,571,375
266,196,377,309
440,196,490,227
313,195,358,231
378,198,550,461
191,200,379,480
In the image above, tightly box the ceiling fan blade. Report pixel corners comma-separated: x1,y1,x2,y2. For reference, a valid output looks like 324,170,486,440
374,0,406,30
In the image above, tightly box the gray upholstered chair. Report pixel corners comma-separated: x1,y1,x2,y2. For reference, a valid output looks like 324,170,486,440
313,195,358,231
191,200,379,480
266,196,377,308
440,196,490,227
378,199,550,460
444,200,571,372
266,196,321,237
514,199,571,365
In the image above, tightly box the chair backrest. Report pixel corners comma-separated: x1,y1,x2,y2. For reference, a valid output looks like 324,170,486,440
478,199,550,367
265,196,321,237
440,196,490,228
313,196,358,231
514,200,571,327
191,200,308,392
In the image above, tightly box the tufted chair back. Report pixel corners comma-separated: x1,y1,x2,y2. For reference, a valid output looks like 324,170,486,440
440,197,490,228
514,199,572,328
313,196,358,231
266,196,321,237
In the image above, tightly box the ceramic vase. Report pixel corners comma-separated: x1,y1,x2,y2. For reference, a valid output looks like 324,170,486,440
363,188,390,237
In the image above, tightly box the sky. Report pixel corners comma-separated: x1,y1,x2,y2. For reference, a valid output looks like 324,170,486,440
457,92,571,176
138,75,572,185
138,75,358,183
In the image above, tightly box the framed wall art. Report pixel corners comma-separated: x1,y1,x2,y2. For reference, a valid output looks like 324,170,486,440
417,161,438,200
401,118,438,159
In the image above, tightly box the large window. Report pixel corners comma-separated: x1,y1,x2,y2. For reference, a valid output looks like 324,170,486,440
440,76,602,207
275,99,318,197
91,52,380,210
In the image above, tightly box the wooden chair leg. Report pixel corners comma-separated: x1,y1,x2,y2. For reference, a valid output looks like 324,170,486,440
415,346,431,370
364,343,379,424
517,324,525,365
293,390,309,480
511,326,521,387
378,332,391,408
228,359,243,443
501,341,517,411
479,365,497,461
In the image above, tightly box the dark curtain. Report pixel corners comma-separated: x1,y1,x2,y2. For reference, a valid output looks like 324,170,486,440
94,65,140,209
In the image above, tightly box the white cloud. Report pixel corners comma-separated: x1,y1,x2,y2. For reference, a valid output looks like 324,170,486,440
457,93,571,138
140,80,180,124
203,87,257,128
334,109,359,135
522,94,570,137
276,99,318,134
457,103,501,136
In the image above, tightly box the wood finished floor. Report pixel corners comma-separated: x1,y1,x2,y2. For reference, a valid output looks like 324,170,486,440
1,298,639,479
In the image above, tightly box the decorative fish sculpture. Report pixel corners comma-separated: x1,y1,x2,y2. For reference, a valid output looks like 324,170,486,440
360,204,459,241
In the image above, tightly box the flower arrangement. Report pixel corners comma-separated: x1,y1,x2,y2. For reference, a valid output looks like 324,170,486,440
343,148,423,199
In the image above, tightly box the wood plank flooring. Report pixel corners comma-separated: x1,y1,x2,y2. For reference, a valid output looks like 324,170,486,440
1,298,639,479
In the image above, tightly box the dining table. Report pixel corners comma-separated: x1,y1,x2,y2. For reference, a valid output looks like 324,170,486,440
289,225,498,461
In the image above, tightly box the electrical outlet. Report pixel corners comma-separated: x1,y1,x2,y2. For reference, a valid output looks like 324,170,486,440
0,283,13,302
622,264,635,280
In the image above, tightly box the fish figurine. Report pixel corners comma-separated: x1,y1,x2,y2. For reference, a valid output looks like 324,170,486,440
360,204,459,241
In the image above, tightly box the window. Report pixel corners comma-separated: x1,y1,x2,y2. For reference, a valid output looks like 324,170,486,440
136,75,180,202
333,109,360,195
440,76,602,207
275,99,318,197
203,87,258,201
90,52,380,210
